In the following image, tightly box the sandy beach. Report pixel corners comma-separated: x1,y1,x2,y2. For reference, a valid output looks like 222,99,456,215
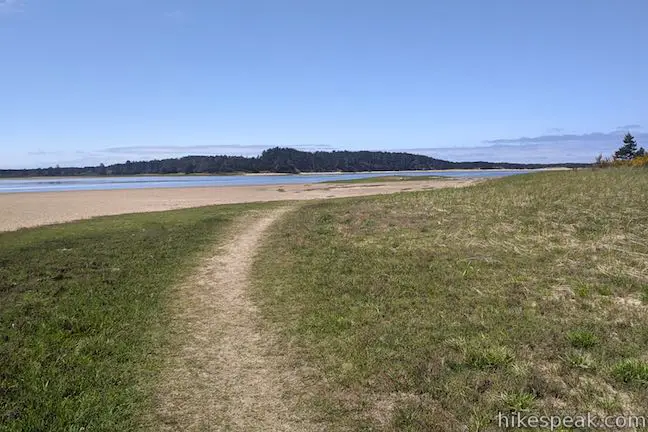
0,178,478,232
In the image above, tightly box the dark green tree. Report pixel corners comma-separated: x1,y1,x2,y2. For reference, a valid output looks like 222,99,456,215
97,163,107,175
614,133,639,160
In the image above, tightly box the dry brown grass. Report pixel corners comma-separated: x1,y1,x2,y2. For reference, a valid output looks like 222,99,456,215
252,169,648,430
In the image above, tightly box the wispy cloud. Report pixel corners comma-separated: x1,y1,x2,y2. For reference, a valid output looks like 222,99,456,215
483,132,614,145
2,144,340,168
163,9,186,22
102,143,334,156
400,143,607,164
405,130,648,164
0,0,21,14
615,124,641,131
104,144,268,155
27,150,63,156
6,130,647,168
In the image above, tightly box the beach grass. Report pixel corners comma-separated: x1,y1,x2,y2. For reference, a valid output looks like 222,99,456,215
0,202,272,431
252,168,648,430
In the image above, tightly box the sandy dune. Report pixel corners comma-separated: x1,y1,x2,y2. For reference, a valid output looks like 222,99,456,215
0,179,477,232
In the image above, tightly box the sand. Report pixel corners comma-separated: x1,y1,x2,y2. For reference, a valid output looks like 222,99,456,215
0,179,477,232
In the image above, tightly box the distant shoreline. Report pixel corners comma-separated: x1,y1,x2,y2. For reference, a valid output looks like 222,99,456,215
0,167,569,181
0,147,589,179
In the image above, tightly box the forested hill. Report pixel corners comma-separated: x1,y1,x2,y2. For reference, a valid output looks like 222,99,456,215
0,147,589,177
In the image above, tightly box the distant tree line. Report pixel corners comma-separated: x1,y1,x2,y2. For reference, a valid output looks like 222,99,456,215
0,147,589,178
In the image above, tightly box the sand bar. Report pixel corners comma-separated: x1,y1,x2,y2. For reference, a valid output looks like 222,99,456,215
0,179,478,232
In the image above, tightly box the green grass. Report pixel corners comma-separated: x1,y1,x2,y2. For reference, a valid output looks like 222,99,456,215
0,202,272,431
567,329,598,349
323,175,448,184
612,359,648,384
253,168,648,430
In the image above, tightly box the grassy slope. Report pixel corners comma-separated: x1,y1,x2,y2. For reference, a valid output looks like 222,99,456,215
323,175,448,184
253,169,648,431
0,203,271,431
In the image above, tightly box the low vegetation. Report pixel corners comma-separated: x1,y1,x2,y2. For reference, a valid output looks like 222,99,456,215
596,133,648,168
612,359,648,384
0,203,271,431
253,168,648,430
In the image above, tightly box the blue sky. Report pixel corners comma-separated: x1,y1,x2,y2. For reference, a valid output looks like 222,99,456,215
1,0,646,168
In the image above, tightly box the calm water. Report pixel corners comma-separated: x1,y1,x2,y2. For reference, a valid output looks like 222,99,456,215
0,170,530,193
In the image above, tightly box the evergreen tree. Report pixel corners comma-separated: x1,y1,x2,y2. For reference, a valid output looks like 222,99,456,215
97,163,107,176
614,133,639,160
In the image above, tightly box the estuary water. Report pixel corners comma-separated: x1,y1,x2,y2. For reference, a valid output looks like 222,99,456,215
0,170,530,193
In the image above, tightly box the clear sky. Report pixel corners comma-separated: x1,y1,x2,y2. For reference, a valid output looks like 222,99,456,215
1,0,646,168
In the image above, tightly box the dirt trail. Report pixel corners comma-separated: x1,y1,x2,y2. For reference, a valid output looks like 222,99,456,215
152,207,322,431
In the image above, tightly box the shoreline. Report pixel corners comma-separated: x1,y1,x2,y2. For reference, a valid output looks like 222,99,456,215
0,167,568,181
0,179,478,232
0,172,291,180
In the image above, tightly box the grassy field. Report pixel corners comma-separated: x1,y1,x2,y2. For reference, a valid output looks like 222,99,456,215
3,168,647,431
0,203,271,431
253,169,648,430
324,175,448,184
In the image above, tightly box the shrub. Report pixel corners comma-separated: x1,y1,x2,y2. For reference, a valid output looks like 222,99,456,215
596,156,648,169
630,154,648,168
594,154,615,168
